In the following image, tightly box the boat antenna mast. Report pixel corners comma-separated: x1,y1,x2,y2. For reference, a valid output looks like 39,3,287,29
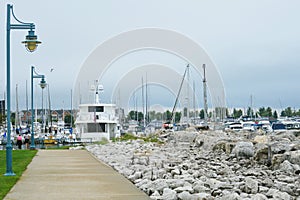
93,80,104,104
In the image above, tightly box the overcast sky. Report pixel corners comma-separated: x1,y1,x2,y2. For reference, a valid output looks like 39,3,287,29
0,0,300,111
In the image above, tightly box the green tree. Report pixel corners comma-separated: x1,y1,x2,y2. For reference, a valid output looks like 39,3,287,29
258,107,266,117
155,112,163,120
199,109,205,119
148,111,156,121
0,113,5,126
11,112,15,125
127,111,144,122
174,112,181,123
165,110,172,121
247,107,254,117
137,112,144,121
266,107,272,117
257,107,272,117
295,109,300,117
128,110,138,120
233,108,242,119
273,110,278,119
281,107,293,117
225,108,230,118
64,114,75,126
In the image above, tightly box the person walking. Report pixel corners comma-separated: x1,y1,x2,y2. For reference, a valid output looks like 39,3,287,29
17,134,22,149
24,133,30,149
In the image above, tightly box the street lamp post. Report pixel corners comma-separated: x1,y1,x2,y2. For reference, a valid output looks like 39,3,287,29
5,4,41,176
30,66,46,150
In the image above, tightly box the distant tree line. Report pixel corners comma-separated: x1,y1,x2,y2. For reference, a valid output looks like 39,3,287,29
232,106,300,119
127,110,182,123
127,106,300,124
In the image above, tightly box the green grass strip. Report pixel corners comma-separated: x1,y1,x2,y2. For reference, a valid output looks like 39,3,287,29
0,150,37,199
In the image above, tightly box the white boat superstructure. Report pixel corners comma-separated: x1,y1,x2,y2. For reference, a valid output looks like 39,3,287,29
75,103,120,141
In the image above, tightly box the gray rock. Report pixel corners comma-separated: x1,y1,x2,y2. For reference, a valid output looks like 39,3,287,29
276,174,295,183
212,141,227,152
244,177,259,194
161,188,177,200
85,130,300,199
271,141,291,154
272,154,288,168
193,184,210,193
243,169,261,176
192,192,212,199
279,160,295,174
174,185,193,193
258,186,269,193
261,177,273,187
165,179,185,189
150,190,161,200
273,191,291,200
289,150,300,165
171,168,181,176
220,192,241,200
177,191,192,200
251,193,268,200
232,142,254,158
205,178,223,190
128,171,142,181
150,179,169,193
254,144,269,163
266,188,291,199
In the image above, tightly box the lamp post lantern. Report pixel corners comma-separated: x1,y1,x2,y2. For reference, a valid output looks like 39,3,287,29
30,66,46,150
5,4,41,176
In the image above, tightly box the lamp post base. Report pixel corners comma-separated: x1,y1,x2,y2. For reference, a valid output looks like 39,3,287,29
30,146,36,150
4,172,16,176
4,145,16,176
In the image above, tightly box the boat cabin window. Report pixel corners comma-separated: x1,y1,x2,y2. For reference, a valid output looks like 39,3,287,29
87,123,105,132
88,106,104,112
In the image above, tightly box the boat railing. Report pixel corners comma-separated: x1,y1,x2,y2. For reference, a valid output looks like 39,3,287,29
77,113,117,122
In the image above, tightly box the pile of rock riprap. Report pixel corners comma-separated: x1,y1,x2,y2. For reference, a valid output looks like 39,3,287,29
86,129,300,200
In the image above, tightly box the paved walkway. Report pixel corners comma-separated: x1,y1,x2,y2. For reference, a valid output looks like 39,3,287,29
4,150,150,200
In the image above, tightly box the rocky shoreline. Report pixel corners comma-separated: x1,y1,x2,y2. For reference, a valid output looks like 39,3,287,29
86,130,300,200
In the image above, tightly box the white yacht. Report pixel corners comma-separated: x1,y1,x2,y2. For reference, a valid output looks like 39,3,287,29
75,84,120,141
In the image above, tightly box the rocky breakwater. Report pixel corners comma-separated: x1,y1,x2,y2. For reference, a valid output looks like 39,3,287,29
86,130,300,200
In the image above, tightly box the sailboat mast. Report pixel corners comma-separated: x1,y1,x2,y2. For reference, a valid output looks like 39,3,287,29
170,64,189,124
48,85,52,128
145,73,148,125
26,80,29,125
250,94,253,119
187,64,190,124
142,77,145,129
193,81,196,124
203,64,208,123
70,89,73,129
15,84,19,130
